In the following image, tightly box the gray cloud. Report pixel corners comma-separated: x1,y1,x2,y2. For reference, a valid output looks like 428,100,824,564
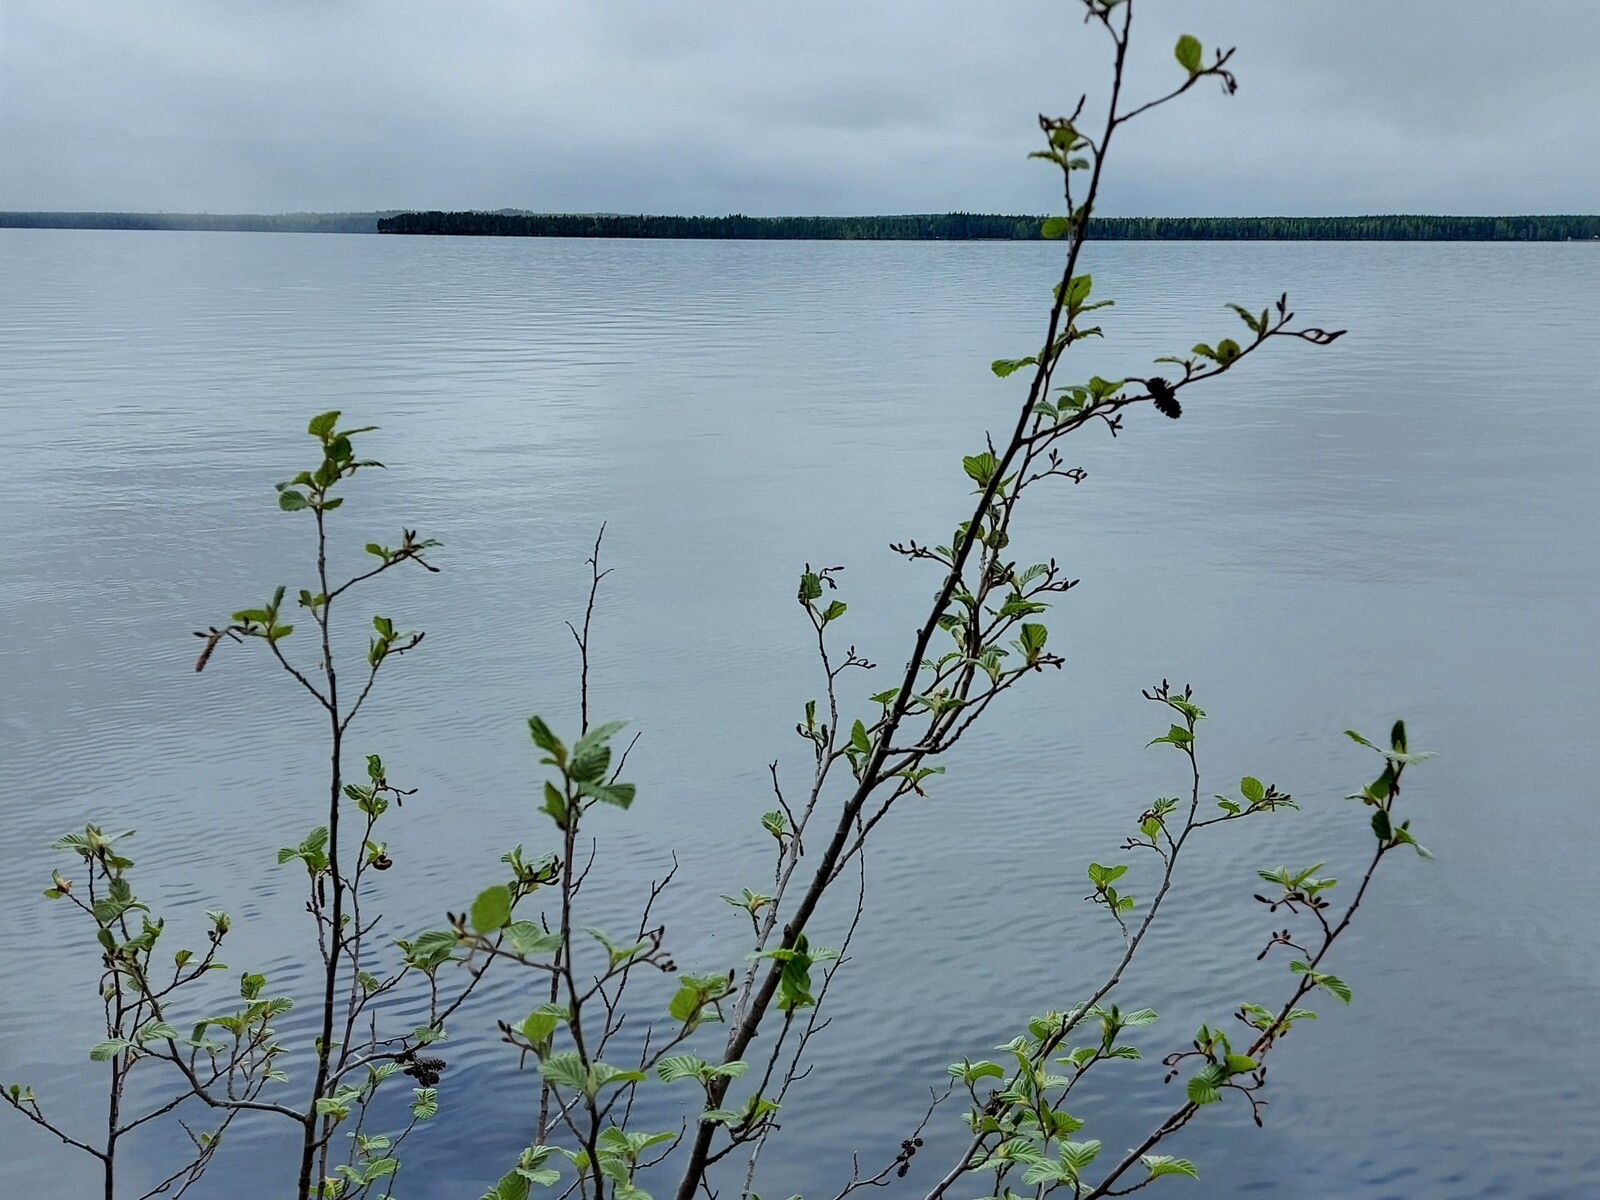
2,0,1595,215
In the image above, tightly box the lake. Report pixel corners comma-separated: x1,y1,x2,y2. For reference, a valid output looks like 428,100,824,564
1,229,1597,1199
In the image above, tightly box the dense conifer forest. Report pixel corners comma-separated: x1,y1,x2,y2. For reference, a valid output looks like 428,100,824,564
377,211,1600,241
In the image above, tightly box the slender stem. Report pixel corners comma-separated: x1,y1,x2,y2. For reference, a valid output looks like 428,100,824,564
671,13,1136,1200
298,506,344,1200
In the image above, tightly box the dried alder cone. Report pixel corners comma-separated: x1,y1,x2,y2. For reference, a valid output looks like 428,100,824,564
1146,376,1181,418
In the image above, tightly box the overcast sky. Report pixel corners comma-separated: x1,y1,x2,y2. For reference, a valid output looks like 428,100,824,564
2,0,1595,216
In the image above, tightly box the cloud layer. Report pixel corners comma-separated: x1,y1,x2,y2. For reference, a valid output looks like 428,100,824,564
3,0,1594,215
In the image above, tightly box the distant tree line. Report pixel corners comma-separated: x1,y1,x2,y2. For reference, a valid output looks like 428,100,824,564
7,210,1597,241
378,210,1600,241
0,211,393,234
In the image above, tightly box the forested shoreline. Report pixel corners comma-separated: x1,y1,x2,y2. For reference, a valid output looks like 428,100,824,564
0,211,393,234
377,211,1600,241
7,210,1597,240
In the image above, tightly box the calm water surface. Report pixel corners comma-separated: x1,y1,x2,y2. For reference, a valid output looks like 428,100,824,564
1,231,1597,1198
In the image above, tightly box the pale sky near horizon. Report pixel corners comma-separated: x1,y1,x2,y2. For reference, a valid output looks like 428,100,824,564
1,0,1595,216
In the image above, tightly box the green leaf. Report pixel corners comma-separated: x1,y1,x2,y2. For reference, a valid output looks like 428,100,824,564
572,719,628,761
539,1051,590,1093
89,1038,133,1062
527,715,564,760
991,356,1037,378
1142,1155,1199,1180
1372,809,1393,841
540,781,568,826
308,411,341,439
1227,303,1262,333
1240,776,1265,803
519,1003,568,1045
1066,274,1092,307
1018,623,1047,659
1040,216,1070,239
1319,973,1353,1004
657,1054,711,1083
576,779,636,808
277,489,308,512
1175,34,1203,73
1087,862,1128,887
589,1062,647,1093
483,1170,532,1200
506,921,562,957
1186,1063,1225,1105
1060,1140,1101,1170
962,451,999,486
1393,823,1435,859
949,1058,1007,1083
569,739,612,784
470,884,513,934
798,572,823,602
401,928,459,969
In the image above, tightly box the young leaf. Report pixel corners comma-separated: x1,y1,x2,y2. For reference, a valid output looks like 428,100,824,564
470,884,513,934
539,1052,590,1093
1142,1155,1199,1180
1175,34,1203,73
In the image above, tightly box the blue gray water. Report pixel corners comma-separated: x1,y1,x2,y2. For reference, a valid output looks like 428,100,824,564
1,230,1597,1198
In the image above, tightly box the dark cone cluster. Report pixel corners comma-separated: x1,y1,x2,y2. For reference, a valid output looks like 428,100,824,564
1148,377,1181,419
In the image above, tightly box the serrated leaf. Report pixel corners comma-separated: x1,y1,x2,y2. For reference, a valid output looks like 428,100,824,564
1186,1064,1225,1105
657,1054,710,1083
506,921,562,957
519,1003,567,1045
963,451,999,486
89,1038,132,1062
1142,1155,1198,1180
527,714,564,758
411,1087,439,1119
539,1051,589,1093
1318,974,1353,1004
1061,1140,1101,1170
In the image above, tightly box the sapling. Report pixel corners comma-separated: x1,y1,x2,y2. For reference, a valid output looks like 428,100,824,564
1,5,1433,1200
